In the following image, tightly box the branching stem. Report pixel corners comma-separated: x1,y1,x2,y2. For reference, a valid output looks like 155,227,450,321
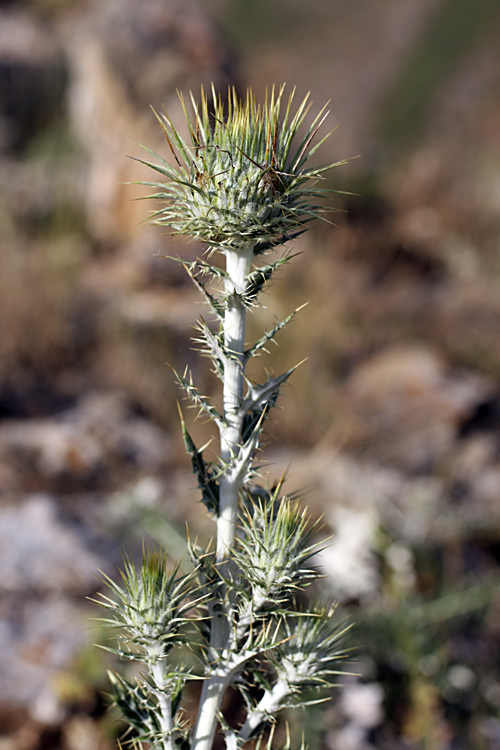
192,666,236,750
193,243,254,750
239,678,291,742
102,86,349,750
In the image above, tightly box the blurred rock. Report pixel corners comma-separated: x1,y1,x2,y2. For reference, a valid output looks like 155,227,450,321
480,717,500,744
264,441,500,551
340,682,385,729
344,345,494,471
0,391,169,490
0,591,91,720
0,7,65,152
0,493,108,719
0,494,104,593
315,505,379,602
62,714,101,750
451,434,499,482
327,681,384,750
63,0,233,245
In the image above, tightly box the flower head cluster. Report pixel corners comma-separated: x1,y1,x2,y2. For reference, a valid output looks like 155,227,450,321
138,85,345,253
94,84,352,750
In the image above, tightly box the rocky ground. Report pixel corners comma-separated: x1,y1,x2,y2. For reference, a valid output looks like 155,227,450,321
2,0,500,749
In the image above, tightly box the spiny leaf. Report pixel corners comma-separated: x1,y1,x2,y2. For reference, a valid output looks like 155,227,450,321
239,365,302,445
184,265,225,320
253,228,308,256
242,255,298,306
108,671,162,736
241,405,269,446
173,366,224,426
241,363,303,416
166,256,227,282
178,404,220,515
245,305,307,360
192,317,236,381
159,256,226,319
222,410,267,490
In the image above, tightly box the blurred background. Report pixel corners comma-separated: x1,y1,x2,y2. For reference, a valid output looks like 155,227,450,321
2,0,500,748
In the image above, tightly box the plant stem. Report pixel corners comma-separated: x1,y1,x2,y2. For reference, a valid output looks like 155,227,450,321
151,659,174,750
193,244,253,750
192,669,232,750
217,244,254,564
239,679,290,742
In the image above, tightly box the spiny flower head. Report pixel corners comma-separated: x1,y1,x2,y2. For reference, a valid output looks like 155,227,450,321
138,85,346,254
273,603,352,691
96,548,197,656
234,497,321,603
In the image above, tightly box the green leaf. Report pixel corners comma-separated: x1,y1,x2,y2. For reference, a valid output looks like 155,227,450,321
242,255,297,306
178,404,220,515
241,364,302,417
172,366,224,426
192,318,235,381
245,305,307,361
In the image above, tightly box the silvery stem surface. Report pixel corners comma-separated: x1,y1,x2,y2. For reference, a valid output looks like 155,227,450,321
217,244,254,564
151,659,174,750
239,678,290,742
192,244,253,750
192,669,232,750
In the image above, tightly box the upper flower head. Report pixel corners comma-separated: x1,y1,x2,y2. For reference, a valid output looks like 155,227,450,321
138,85,345,254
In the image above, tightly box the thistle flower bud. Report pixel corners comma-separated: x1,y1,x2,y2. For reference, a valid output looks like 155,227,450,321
138,85,345,254
273,604,352,692
96,549,197,659
234,498,320,605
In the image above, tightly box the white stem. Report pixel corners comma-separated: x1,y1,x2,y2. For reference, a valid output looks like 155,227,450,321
239,678,290,742
192,244,254,750
217,244,254,563
151,659,174,750
191,669,232,750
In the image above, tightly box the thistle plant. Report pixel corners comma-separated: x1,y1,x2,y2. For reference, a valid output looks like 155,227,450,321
97,85,351,750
